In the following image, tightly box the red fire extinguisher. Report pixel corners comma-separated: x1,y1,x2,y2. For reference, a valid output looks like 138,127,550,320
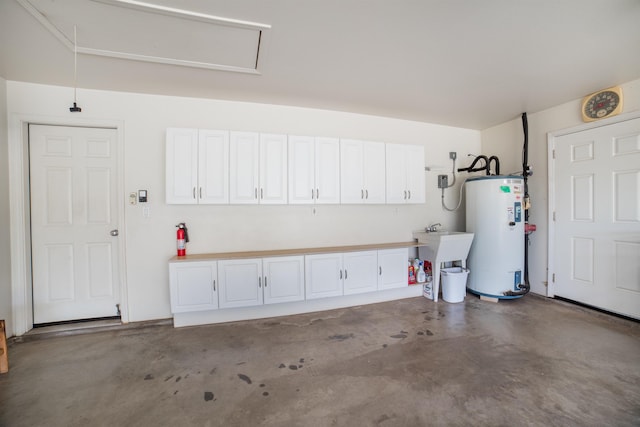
176,223,189,256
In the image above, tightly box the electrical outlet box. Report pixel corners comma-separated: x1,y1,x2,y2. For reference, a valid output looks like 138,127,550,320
449,152,457,160
438,175,448,188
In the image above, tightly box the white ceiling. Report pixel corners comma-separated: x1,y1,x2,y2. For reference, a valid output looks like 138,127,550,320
1,0,640,130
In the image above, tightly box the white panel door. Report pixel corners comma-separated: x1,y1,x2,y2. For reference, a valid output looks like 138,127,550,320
378,248,409,290
169,261,218,313
263,256,305,304
305,253,343,299
166,128,198,204
315,137,341,204
198,130,229,204
553,117,640,319
259,133,288,204
218,259,263,308
30,125,120,323
385,144,407,203
230,131,259,204
343,251,378,295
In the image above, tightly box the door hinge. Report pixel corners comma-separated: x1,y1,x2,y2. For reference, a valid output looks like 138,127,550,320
116,303,121,316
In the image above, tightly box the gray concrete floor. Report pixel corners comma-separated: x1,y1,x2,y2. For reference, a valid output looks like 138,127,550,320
1,294,639,427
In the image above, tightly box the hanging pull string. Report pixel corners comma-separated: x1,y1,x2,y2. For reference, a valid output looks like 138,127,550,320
70,25,81,112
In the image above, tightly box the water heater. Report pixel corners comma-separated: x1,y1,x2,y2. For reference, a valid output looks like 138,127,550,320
465,176,524,299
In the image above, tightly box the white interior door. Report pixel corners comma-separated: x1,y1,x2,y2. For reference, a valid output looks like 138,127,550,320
30,125,121,324
552,117,640,319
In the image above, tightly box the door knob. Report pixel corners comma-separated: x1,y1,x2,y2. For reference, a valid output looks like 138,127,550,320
110,229,119,236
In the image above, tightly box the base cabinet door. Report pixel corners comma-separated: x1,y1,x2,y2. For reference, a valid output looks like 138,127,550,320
343,251,378,295
263,256,305,304
305,253,343,299
169,261,218,313
378,248,409,290
218,259,263,308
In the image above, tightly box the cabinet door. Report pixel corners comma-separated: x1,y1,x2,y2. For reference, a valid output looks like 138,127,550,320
305,253,343,299
259,133,288,204
263,256,305,304
198,130,229,204
169,261,218,313
315,137,341,204
385,143,407,204
343,251,378,295
288,135,315,204
406,144,425,204
166,128,198,204
218,259,263,308
230,131,259,204
378,248,409,290
362,141,386,204
340,139,365,204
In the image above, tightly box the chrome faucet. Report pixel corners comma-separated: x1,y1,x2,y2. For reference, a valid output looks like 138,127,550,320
426,223,441,232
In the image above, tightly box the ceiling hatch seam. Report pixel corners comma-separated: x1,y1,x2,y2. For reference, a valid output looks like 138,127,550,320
17,0,271,74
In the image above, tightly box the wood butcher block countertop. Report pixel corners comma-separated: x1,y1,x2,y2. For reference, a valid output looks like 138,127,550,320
169,241,422,262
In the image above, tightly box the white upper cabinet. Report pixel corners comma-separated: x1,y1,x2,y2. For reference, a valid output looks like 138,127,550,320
259,133,288,204
166,128,199,204
166,128,229,204
288,136,340,204
230,131,260,204
340,139,385,204
198,130,230,204
385,143,425,204
230,132,287,204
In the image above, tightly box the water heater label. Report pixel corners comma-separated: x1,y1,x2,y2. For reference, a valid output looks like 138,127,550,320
514,202,522,222
514,270,522,290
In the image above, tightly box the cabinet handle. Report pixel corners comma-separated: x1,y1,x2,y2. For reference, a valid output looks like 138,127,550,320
316,188,319,199
379,266,382,275
361,189,364,199
366,189,369,199
259,277,262,288
255,188,258,199
264,277,268,287
311,188,315,199
340,270,343,280
345,269,348,279
199,187,202,199
213,279,216,291
403,190,407,200
261,188,264,199
408,190,411,199
193,187,196,199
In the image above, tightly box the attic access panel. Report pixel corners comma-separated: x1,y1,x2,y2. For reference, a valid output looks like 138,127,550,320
19,0,270,74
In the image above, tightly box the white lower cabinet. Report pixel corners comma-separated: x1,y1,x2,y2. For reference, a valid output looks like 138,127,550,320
343,251,378,295
169,261,218,314
218,256,305,309
305,253,343,299
378,248,409,290
262,256,305,304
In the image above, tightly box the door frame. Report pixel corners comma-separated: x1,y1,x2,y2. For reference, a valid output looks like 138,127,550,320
547,110,640,298
9,114,128,335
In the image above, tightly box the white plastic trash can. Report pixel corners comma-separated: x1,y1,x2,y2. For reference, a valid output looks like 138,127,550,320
441,267,469,303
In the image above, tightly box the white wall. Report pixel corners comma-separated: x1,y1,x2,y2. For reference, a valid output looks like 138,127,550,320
481,78,640,296
7,81,480,326
0,78,11,336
